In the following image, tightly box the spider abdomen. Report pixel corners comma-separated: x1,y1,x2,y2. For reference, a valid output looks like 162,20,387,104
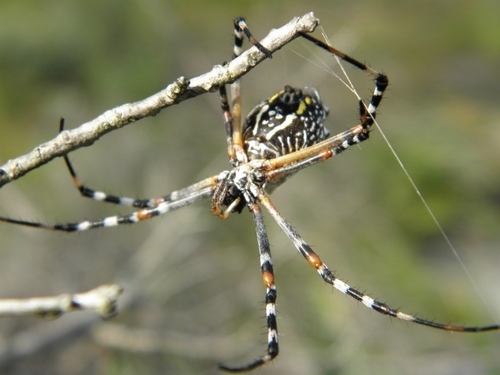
243,85,330,160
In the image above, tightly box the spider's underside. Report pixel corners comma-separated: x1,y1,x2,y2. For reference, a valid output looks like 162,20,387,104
1,17,499,373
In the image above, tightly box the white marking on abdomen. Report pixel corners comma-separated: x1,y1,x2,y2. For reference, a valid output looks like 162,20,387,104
265,115,296,141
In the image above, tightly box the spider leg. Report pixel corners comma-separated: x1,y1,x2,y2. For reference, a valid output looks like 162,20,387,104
0,177,216,232
296,30,390,143
219,85,240,166
233,18,272,59
263,114,375,181
220,18,272,167
263,72,388,177
58,118,164,209
219,201,278,372
258,191,500,333
298,32,380,79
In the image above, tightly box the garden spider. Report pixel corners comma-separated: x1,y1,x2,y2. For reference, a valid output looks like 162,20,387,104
1,17,499,372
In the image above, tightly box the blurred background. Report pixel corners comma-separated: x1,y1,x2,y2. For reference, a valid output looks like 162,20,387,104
1,1,500,374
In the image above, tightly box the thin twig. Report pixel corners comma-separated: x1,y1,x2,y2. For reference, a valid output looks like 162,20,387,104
0,12,319,188
0,284,123,319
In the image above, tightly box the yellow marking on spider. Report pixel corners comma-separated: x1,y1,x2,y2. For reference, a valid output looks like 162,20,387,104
268,90,284,103
296,101,307,115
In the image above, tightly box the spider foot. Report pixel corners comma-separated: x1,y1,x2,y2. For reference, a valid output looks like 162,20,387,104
219,351,277,373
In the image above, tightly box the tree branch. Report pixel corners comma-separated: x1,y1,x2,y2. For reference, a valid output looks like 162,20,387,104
0,12,319,188
0,284,123,319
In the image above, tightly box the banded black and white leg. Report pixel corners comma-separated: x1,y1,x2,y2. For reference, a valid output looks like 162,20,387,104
257,190,500,332
261,74,388,181
220,18,272,167
58,118,164,210
298,31,388,126
219,200,278,372
0,175,216,232
216,24,279,371
2,119,219,231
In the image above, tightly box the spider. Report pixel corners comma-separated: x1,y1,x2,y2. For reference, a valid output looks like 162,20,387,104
1,18,499,372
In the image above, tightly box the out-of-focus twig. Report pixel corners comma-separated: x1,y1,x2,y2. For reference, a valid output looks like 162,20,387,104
0,284,123,319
